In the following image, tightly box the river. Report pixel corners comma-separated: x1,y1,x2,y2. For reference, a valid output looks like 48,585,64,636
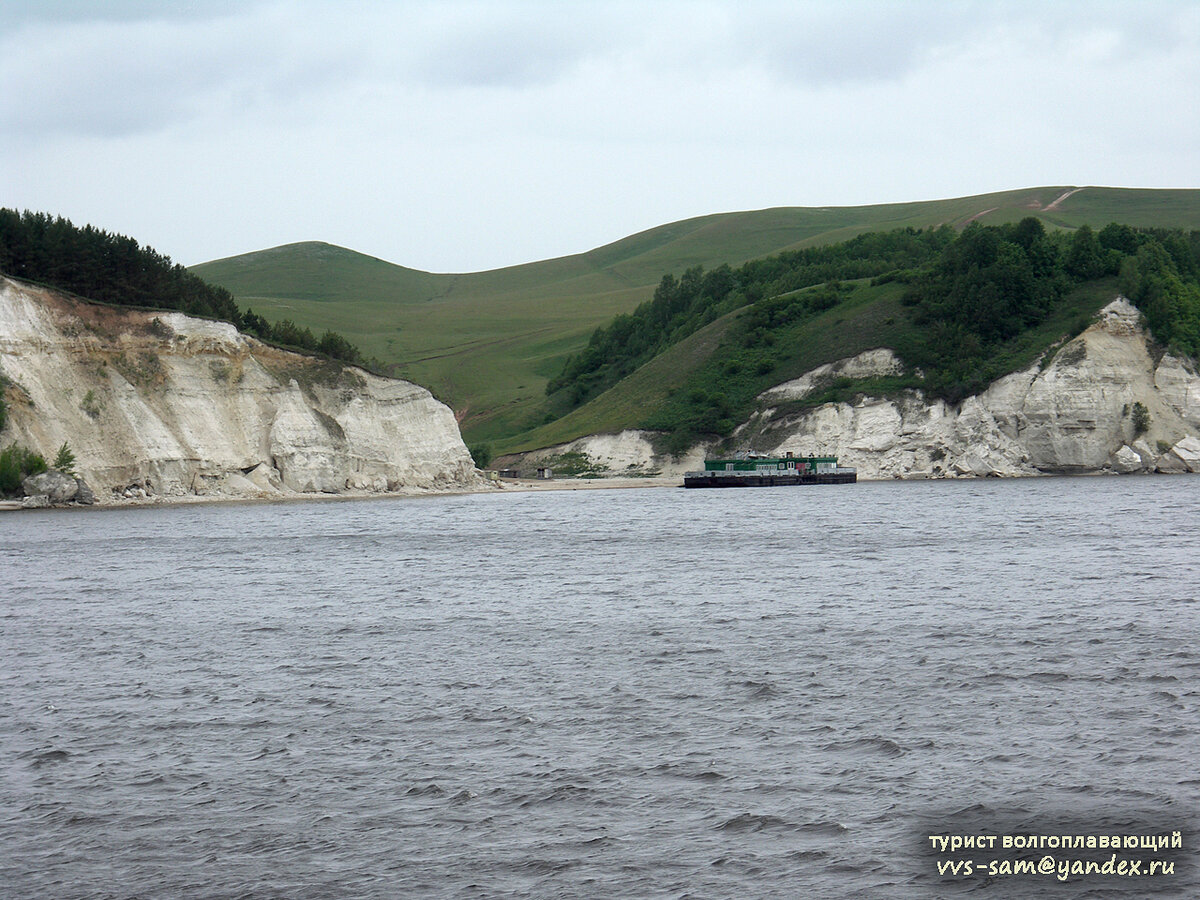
2,476,1198,898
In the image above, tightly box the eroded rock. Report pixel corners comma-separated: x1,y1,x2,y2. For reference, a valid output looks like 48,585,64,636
22,470,78,503
245,463,283,493
74,477,96,505
1109,445,1145,474
1161,436,1200,473
0,277,485,503
750,298,1200,480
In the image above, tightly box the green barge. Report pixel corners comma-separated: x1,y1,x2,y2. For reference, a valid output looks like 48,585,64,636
683,452,856,488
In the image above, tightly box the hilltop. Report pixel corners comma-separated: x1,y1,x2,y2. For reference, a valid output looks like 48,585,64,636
190,186,1200,447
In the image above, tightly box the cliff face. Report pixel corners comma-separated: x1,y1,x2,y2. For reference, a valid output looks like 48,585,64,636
511,298,1200,480
750,298,1200,478
0,278,482,502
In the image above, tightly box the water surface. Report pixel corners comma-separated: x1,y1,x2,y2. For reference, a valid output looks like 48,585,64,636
2,477,1198,897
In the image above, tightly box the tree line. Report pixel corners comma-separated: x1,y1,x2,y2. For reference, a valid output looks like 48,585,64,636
547,226,955,408
902,220,1200,400
0,209,364,365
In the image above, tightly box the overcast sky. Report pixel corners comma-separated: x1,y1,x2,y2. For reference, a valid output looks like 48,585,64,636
2,1,1197,273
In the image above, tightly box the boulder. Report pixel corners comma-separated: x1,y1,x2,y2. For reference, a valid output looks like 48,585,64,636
949,444,1026,477
347,473,389,492
122,483,150,499
218,472,263,497
1109,445,1145,474
952,452,989,477
1156,452,1188,474
189,473,217,496
245,463,283,492
22,470,79,503
1131,438,1158,467
20,495,50,509
74,477,96,505
1164,436,1200,473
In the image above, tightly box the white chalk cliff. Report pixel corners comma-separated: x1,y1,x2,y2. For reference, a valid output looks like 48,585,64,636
0,278,483,502
516,298,1200,480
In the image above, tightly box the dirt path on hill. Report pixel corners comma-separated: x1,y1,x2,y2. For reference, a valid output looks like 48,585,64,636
1044,187,1084,211
963,207,998,225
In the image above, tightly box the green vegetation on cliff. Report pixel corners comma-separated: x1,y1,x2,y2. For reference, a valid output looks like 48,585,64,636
902,222,1200,399
530,219,1200,455
0,210,366,366
545,227,954,410
0,443,47,496
1,209,242,321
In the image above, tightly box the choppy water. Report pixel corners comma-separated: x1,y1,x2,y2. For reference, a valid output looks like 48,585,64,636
2,476,1199,899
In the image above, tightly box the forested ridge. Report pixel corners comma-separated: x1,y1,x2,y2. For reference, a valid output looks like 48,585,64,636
902,220,1200,399
0,210,365,365
546,219,1200,450
547,227,955,407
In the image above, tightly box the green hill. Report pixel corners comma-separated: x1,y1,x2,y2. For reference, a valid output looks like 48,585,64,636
521,219,1199,459
190,186,1200,446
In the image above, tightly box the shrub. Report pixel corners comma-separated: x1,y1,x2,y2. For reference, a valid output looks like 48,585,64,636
81,389,102,419
469,442,493,469
1131,401,1151,437
0,443,48,496
53,442,77,476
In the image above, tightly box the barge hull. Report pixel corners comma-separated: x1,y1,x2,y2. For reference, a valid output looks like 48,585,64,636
684,472,856,488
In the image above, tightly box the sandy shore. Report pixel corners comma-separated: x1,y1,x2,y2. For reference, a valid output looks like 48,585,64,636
492,474,682,492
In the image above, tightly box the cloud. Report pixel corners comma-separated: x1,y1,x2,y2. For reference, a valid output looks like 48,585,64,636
1,0,1197,271
404,3,616,88
729,1,978,86
0,1,626,140
14,0,1180,143
0,0,248,28
0,4,359,138
725,0,1200,87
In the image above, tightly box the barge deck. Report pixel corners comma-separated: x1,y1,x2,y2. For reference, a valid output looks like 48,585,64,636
683,471,856,488
683,452,856,488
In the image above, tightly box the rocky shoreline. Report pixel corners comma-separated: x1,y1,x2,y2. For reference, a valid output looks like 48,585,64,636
1,472,677,512
13,469,97,508
9,464,1200,514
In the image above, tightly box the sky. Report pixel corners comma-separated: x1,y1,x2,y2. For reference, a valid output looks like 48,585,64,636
2,0,1198,273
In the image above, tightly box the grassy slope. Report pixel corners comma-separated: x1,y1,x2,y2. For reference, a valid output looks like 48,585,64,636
504,310,747,454
191,186,1200,446
502,276,1123,457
